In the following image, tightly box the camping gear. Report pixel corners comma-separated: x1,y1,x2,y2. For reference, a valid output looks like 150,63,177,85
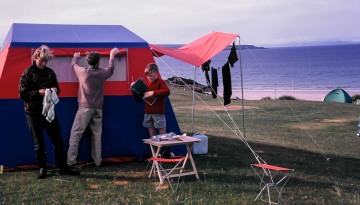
0,23,183,168
323,88,352,103
191,132,208,154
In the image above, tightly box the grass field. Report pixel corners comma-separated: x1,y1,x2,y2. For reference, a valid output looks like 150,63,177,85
1,87,360,204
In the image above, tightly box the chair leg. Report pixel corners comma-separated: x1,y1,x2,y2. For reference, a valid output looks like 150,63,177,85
267,184,272,205
152,158,185,192
254,184,268,201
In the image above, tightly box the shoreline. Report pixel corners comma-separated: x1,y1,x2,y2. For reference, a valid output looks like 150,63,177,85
166,78,360,102
230,89,360,101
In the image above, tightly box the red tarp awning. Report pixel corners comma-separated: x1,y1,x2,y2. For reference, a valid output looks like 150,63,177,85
149,32,238,67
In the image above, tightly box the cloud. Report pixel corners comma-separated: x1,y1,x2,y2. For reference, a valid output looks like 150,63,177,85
0,0,359,47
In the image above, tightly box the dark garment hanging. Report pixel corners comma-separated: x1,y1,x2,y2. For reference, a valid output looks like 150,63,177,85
228,42,238,67
201,59,211,72
202,60,211,87
211,67,218,98
205,70,211,87
222,62,232,105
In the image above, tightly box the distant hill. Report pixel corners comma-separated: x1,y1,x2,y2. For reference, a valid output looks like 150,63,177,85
268,41,360,48
224,44,266,50
156,44,266,50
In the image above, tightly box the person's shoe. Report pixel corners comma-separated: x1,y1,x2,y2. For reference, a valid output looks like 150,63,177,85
37,168,47,179
67,163,76,168
59,167,80,176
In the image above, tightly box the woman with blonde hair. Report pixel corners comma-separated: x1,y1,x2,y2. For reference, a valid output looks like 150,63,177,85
19,45,80,179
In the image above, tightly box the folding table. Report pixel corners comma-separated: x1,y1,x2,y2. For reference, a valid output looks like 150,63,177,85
143,136,201,191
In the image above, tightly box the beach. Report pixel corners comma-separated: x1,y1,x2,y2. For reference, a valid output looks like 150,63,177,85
160,45,360,103
170,82,360,101
229,89,360,101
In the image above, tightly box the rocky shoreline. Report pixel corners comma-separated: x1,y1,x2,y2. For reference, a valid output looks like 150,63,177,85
165,76,211,94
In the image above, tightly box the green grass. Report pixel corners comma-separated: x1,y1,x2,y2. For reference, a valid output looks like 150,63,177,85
1,87,360,204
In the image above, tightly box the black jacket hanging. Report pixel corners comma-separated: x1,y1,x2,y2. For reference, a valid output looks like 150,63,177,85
211,67,218,98
228,42,238,67
222,62,232,105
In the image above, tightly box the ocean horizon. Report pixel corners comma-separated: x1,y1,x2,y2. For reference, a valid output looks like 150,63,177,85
156,44,360,101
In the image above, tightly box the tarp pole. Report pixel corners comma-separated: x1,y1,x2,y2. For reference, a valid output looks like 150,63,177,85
238,36,246,138
192,66,196,132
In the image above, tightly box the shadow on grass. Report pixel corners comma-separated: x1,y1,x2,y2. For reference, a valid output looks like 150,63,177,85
197,134,360,192
2,134,360,204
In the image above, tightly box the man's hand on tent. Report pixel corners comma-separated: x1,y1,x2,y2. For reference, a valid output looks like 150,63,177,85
73,52,80,58
110,47,119,60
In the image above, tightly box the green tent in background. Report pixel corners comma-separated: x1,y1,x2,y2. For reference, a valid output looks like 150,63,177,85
323,88,352,103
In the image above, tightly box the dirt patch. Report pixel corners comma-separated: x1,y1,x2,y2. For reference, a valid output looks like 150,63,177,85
321,119,353,123
289,123,327,130
289,118,352,130
89,184,100,189
175,105,258,111
113,181,129,185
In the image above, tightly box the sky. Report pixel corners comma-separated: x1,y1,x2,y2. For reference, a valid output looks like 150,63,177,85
1,0,359,47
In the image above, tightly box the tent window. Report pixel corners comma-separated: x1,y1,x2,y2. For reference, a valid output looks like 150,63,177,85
47,55,127,82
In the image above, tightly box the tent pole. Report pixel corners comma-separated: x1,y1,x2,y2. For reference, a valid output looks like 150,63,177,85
192,66,197,133
238,36,246,138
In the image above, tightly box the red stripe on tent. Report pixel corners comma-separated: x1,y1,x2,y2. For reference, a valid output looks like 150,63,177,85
0,47,154,99
58,82,134,97
0,42,11,79
0,47,31,99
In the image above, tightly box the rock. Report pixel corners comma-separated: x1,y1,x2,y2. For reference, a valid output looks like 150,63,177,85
166,76,211,94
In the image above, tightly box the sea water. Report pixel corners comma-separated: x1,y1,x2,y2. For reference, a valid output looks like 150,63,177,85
156,44,360,100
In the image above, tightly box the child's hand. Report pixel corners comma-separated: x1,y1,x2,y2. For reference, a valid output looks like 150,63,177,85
144,91,154,98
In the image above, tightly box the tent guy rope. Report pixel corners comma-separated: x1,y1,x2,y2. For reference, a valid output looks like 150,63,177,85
150,40,267,165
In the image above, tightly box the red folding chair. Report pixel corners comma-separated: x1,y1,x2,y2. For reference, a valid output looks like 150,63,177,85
149,156,186,192
251,163,294,204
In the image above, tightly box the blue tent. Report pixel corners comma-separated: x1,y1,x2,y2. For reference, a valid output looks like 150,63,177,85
323,88,352,103
0,23,182,168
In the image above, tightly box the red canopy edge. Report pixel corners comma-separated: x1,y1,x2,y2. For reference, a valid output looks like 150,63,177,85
149,32,238,67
